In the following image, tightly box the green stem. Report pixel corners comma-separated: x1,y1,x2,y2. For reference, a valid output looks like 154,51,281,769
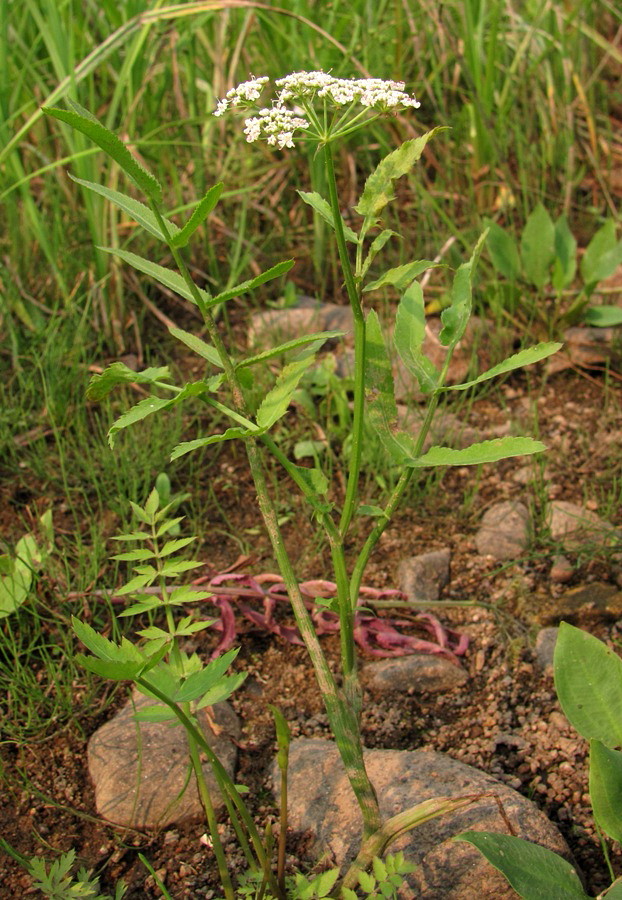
322,143,366,540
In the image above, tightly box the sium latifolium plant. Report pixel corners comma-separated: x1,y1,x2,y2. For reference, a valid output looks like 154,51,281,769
44,73,560,896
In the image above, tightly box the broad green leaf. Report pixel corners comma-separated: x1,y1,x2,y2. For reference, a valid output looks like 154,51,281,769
455,832,588,899
108,380,216,448
298,191,358,243
171,183,224,248
134,706,177,723
590,740,622,843
173,648,239,703
170,427,254,460
581,220,622,285
210,260,295,305
168,586,212,605
155,517,184,537
68,174,179,242
357,505,389,518
160,559,203,577
439,231,487,347
194,671,247,708
256,345,321,430
144,487,159,517
552,214,577,292
484,219,520,281
87,362,171,401
72,618,144,667
169,327,223,367
116,574,154,595
554,622,622,747
364,260,440,293
520,203,555,289
364,310,417,463
583,306,622,327
76,654,146,681
355,129,444,219
372,857,388,883
291,464,329,498
601,879,622,898
394,281,439,393
408,436,546,468
101,248,213,307
118,596,161,617
361,229,399,278
443,342,562,391
237,331,344,370
44,105,162,202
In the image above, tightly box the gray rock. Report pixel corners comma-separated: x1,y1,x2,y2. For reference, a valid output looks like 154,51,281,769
248,301,353,348
277,739,573,899
475,501,530,560
548,500,620,550
362,654,468,694
398,549,451,603
88,691,240,829
535,627,559,671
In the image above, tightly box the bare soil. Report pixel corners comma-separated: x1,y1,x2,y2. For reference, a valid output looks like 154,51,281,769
2,369,622,898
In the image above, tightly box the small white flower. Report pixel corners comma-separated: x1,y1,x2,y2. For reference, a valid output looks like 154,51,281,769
242,106,310,148
213,76,269,116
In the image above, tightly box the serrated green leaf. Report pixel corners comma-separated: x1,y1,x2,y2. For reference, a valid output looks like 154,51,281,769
554,622,622,747
552,214,577,291
357,504,389,518
69,174,179,242
44,105,162,201
171,183,224,248
73,617,144,666
160,559,203,577
313,868,340,898
116,573,154,595
298,191,359,243
256,345,321,430
129,500,152,525
238,331,344,370
173,648,239,702
144,487,159,517
159,537,196,556
455,832,588,899
361,229,399,278
169,327,223,367
118,596,162,617
291,464,329,498
355,129,444,219
443,342,562,391
87,362,171,401
76,654,145,681
583,305,622,327
111,549,155,561
581,220,622,285
358,869,376,892
170,427,254,461
520,203,555,289
211,260,295,305
168,587,212,605
372,856,388,882
155,517,184,537
408,436,546,467
590,740,622,843
484,219,521,281
108,381,215,448
394,280,439,393
364,260,441,293
112,531,151,542
439,231,487,347
101,247,213,307
364,309,417,463
194,671,247,708
136,625,169,640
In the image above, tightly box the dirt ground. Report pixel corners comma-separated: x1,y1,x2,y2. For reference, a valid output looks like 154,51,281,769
2,367,622,898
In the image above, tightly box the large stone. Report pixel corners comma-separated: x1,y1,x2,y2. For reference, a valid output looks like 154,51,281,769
547,500,619,550
398,549,451,604
362,654,468,694
277,739,573,899
475,501,530,560
88,691,240,829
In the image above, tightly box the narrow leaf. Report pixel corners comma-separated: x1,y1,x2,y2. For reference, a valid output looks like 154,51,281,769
408,437,547,468
173,648,239,703
455,832,588,899
69,174,179,242
169,327,223,367
256,346,320,430
172,183,224,248
101,248,213,307
170,427,254,460
87,362,171,401
237,331,344,370
361,229,399,278
365,310,417,463
520,203,555,289
355,129,444,219
590,740,622,843
44,105,162,201
554,622,622,747
211,260,295,305
159,537,196,556
298,191,358,243
439,231,487,347
394,281,439,393
443,342,562,391
108,381,215,448
364,260,440,293
552,214,577,291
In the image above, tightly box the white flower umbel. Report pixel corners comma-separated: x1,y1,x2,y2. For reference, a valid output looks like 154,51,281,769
214,71,420,147
213,76,269,117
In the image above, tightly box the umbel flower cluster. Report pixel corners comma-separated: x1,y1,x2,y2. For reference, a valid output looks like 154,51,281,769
214,71,421,148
